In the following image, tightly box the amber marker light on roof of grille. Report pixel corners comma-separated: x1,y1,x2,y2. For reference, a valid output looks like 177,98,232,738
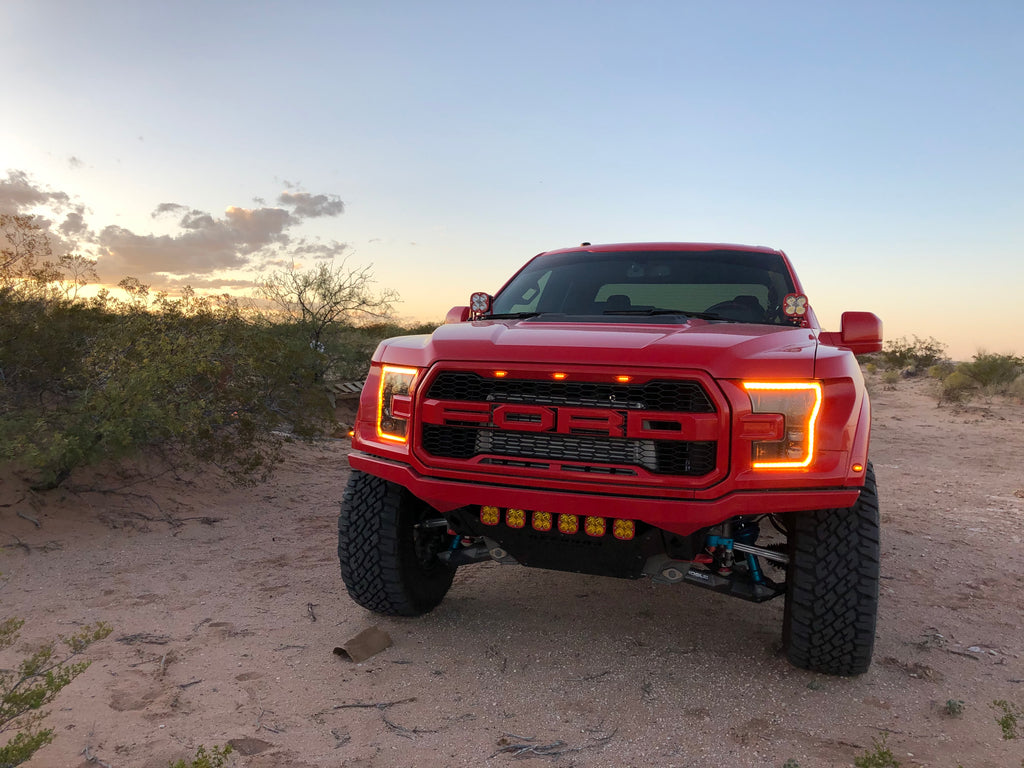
492,370,508,378
552,372,568,380
615,375,632,383
480,506,500,526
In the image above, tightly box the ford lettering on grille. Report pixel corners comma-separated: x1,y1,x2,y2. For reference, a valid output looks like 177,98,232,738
420,400,719,441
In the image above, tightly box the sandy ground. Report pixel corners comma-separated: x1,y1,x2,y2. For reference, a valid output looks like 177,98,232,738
2,373,1023,768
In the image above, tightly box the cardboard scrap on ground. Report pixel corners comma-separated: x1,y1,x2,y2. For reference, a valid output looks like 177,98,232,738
333,626,393,663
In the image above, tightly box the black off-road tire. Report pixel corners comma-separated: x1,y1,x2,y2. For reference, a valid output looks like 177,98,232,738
782,462,880,675
338,470,456,616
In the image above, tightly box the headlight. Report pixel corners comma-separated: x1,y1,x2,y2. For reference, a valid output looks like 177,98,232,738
377,365,419,443
743,382,822,469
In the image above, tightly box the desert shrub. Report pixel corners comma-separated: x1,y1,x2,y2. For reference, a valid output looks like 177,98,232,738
940,370,979,404
1009,374,1024,402
957,351,1024,389
325,321,440,382
0,284,435,488
854,734,901,767
0,618,111,766
879,336,948,375
0,290,331,488
168,744,234,768
882,369,899,389
927,361,956,380
992,699,1022,739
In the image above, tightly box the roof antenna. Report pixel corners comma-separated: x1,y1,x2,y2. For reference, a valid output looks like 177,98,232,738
580,241,591,246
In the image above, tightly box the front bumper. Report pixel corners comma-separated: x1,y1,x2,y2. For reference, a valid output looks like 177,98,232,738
349,451,861,537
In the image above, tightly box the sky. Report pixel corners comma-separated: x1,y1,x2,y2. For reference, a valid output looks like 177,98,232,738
1,0,1022,359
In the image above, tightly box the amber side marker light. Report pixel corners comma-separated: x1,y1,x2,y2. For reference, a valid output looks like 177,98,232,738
852,463,864,473
743,382,822,469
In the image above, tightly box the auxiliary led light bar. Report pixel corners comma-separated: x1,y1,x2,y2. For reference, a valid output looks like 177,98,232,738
477,507,636,540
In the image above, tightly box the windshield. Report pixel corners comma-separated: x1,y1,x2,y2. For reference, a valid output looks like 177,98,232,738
489,249,798,325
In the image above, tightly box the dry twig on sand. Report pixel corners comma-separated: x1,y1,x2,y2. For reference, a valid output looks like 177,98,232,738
491,729,617,759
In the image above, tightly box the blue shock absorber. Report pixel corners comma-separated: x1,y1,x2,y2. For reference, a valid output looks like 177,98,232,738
449,535,462,551
745,551,764,583
733,520,763,583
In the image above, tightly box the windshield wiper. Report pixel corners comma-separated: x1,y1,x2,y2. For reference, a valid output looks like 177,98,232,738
481,312,541,320
602,308,738,322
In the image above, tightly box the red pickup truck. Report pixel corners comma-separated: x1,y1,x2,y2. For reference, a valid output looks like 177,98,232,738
339,242,883,675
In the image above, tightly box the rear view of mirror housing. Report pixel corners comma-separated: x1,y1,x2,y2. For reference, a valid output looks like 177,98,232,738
819,311,883,355
445,305,470,324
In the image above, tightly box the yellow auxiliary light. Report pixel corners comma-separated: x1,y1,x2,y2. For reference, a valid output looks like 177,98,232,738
480,506,500,526
532,511,553,531
612,519,636,540
558,514,579,534
584,516,606,537
506,508,526,528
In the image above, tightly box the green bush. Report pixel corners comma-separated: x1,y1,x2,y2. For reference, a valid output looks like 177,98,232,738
1009,374,1024,402
168,744,234,768
0,618,111,766
854,734,901,767
0,291,331,488
879,336,948,375
992,699,1022,740
927,361,956,380
958,351,1024,389
940,370,979,404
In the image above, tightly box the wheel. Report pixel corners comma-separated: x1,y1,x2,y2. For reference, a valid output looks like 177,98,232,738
338,470,456,616
782,462,880,675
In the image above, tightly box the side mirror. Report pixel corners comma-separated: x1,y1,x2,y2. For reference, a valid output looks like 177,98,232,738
445,305,470,324
819,312,883,355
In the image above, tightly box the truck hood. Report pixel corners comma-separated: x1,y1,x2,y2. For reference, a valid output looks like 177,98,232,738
374,319,819,379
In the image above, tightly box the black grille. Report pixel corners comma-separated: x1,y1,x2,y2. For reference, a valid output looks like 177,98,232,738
420,372,719,478
422,424,716,476
425,373,714,413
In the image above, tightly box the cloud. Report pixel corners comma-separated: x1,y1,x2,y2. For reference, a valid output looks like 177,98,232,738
152,202,189,218
0,170,72,213
288,238,350,261
97,204,297,280
59,207,89,238
278,190,345,218
4,169,350,290
68,156,84,170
